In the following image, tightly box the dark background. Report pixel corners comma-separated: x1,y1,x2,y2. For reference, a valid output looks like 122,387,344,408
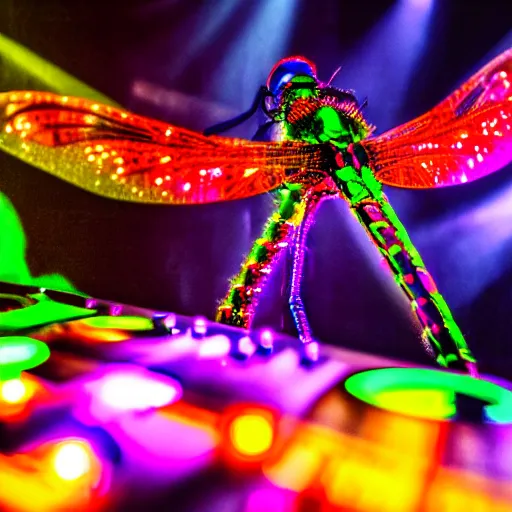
0,0,511,377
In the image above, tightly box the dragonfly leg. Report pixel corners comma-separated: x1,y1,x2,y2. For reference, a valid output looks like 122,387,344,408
289,191,332,361
216,187,306,329
332,146,478,374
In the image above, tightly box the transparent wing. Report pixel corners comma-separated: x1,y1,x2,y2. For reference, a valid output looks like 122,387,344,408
361,48,512,188
0,91,329,204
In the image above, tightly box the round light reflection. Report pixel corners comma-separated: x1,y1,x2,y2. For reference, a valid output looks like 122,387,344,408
53,441,91,481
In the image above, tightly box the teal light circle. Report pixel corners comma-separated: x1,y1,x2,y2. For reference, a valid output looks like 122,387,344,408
345,368,512,424
0,336,50,380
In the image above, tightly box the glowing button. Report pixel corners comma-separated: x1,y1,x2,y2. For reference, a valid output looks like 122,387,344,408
345,368,512,424
53,441,91,481
230,413,274,457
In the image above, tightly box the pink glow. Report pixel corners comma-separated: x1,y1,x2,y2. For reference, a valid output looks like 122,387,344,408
198,335,231,358
303,341,319,362
238,336,257,357
193,316,208,335
245,487,290,512
260,330,274,350
87,368,182,414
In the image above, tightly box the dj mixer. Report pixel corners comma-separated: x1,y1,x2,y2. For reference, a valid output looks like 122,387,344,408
1,280,512,511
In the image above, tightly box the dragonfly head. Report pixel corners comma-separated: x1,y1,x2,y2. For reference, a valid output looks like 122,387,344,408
266,57,374,141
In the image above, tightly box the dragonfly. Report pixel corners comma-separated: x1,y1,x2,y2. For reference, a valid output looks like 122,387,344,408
0,49,510,376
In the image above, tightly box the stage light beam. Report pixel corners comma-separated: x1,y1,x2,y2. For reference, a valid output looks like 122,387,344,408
212,0,299,114
338,0,435,129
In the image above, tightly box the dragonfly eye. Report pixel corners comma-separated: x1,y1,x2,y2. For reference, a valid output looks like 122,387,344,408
266,56,318,96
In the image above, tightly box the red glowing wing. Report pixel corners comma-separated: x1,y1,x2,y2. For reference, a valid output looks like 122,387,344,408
361,48,512,188
0,91,328,204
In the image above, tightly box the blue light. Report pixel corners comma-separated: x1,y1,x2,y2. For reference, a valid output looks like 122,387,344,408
404,0,434,11
211,0,299,113
337,0,435,129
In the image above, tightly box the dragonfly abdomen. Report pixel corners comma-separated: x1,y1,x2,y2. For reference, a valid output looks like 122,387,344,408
331,146,476,372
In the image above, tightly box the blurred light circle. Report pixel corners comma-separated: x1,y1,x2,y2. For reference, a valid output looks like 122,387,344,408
53,441,92,481
229,413,274,456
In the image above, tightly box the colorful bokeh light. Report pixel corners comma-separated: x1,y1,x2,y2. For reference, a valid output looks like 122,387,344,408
0,378,26,403
229,412,274,457
52,441,92,481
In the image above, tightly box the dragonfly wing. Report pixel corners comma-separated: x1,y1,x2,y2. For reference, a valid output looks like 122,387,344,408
0,91,329,204
361,48,512,188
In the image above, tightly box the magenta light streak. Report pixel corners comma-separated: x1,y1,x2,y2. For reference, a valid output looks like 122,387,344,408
289,193,327,348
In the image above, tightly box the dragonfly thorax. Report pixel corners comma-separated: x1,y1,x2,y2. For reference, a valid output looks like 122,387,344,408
283,91,372,147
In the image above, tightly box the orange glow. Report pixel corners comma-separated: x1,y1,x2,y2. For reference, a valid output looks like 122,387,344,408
0,438,106,511
263,423,343,494
220,405,279,467
263,442,323,493
229,412,274,457
425,468,512,512
322,452,424,511
265,421,430,510
360,408,441,459
263,418,512,511
0,374,41,421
